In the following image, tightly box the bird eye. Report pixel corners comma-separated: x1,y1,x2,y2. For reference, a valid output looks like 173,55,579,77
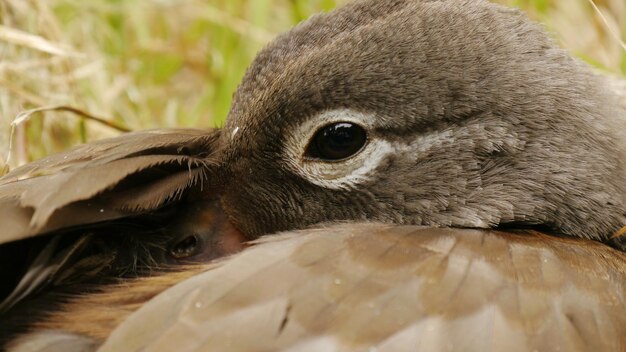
169,234,200,259
305,122,367,161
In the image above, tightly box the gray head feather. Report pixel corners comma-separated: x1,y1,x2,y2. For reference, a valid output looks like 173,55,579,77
219,0,626,248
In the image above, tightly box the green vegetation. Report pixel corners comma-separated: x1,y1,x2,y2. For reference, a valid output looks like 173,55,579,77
0,0,624,169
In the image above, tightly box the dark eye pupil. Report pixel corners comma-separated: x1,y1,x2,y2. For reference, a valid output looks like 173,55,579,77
307,122,367,161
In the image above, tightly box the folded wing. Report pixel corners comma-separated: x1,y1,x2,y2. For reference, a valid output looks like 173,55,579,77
0,128,219,244
32,224,623,352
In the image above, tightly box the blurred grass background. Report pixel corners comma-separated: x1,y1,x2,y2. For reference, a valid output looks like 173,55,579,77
0,0,624,170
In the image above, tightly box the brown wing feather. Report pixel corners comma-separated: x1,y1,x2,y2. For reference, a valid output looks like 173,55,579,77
0,128,219,244
17,225,624,351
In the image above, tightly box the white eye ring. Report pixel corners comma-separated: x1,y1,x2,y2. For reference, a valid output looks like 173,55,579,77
283,109,396,190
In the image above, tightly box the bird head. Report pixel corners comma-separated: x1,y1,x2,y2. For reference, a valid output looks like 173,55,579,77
214,0,626,247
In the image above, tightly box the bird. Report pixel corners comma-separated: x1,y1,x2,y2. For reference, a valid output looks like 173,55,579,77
0,0,625,350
